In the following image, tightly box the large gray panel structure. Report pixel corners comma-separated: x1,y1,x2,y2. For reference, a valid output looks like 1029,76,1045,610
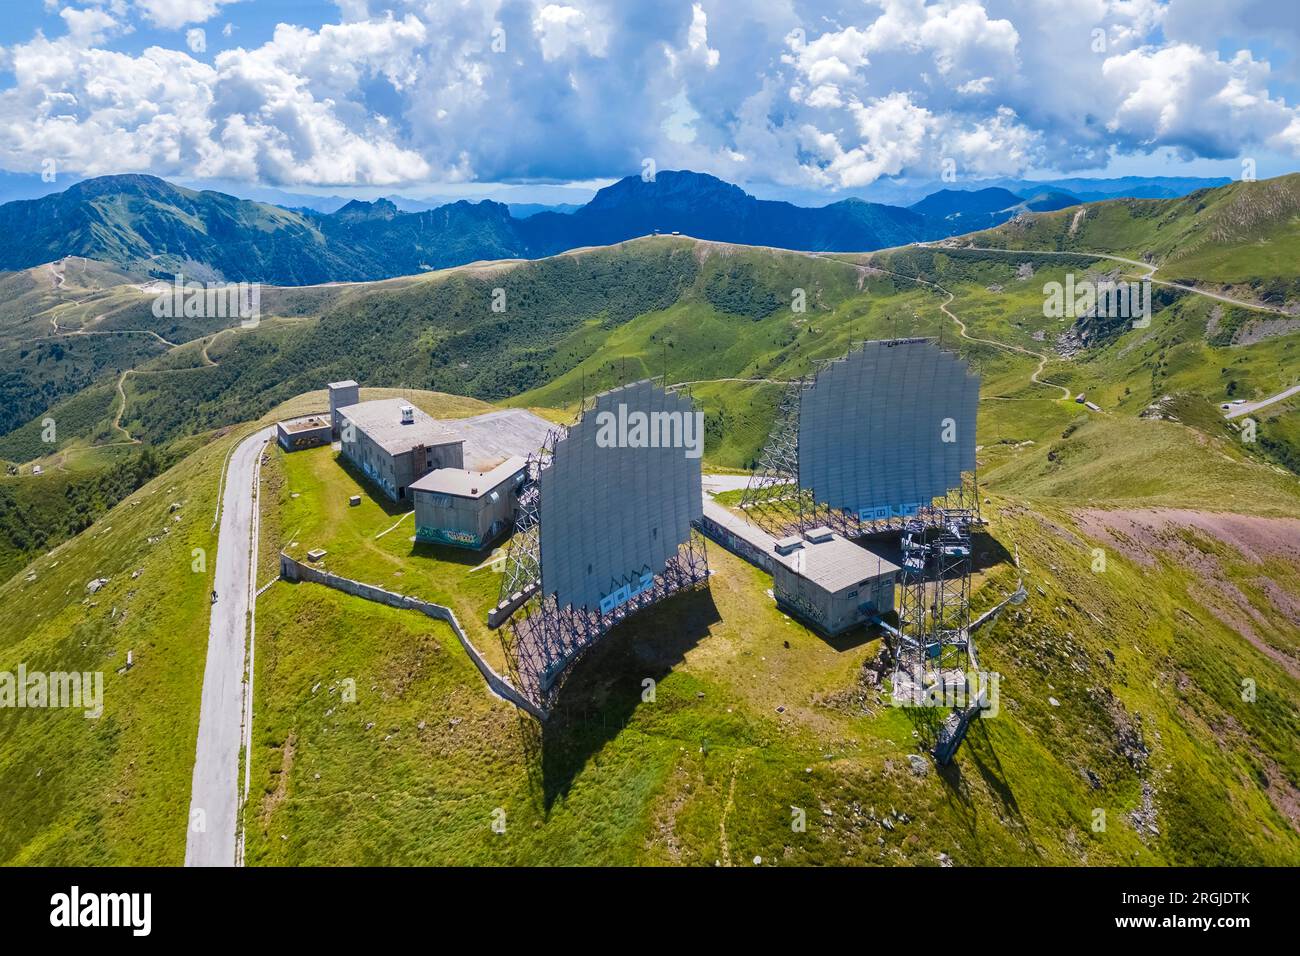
798,339,977,520
539,380,704,614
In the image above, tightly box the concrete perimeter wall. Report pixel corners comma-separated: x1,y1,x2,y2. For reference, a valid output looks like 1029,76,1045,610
279,553,545,720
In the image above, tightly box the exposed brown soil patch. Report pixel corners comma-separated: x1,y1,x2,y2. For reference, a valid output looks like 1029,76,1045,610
1073,509,1300,680
260,733,296,826
1075,509,1300,565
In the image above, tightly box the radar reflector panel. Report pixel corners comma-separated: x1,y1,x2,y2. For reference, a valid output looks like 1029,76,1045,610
539,380,704,615
797,339,978,521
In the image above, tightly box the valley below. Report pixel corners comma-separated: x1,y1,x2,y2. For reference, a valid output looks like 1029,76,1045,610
1,172,1298,867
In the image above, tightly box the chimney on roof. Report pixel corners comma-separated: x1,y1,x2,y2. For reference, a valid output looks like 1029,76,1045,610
400,404,414,424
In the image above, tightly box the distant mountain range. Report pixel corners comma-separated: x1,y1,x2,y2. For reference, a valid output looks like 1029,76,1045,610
908,185,1082,232
0,169,1229,285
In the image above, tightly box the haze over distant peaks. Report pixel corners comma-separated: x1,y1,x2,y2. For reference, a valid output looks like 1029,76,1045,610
0,169,1234,286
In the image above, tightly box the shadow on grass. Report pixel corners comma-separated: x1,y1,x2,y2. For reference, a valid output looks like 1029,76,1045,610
962,717,1041,859
514,585,723,815
407,540,484,568
333,452,409,518
970,529,1014,574
814,624,878,653
896,703,1039,857
901,703,948,752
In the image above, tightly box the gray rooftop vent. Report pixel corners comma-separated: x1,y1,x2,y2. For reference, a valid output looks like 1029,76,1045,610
774,535,804,556
400,404,415,424
804,526,835,544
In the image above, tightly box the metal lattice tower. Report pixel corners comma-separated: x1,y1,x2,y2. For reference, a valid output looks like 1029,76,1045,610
495,426,561,613
891,507,976,713
739,376,814,531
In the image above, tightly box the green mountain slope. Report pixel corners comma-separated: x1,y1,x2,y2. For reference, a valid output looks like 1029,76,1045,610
9,228,1300,479
2,192,1298,862
3,377,1296,865
963,173,1300,305
0,171,944,286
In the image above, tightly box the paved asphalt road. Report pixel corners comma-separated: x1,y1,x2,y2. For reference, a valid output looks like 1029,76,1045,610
702,473,751,494
1225,383,1300,419
185,426,273,867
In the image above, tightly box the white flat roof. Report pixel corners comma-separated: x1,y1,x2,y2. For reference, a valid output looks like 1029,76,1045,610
279,415,331,434
328,380,358,389
337,399,459,456
433,409,553,471
775,532,901,593
410,456,526,499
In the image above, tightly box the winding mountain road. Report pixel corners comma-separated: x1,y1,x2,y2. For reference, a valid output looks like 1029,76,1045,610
813,254,1075,401
1225,384,1300,419
950,244,1294,316
184,426,273,867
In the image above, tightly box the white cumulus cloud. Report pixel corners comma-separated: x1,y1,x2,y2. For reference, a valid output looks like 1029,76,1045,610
0,0,1297,191
134,0,244,30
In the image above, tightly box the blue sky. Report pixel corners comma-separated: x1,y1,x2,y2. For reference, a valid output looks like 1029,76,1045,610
1,0,1298,202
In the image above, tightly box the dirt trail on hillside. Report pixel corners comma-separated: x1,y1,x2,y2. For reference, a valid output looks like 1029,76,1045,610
1074,508,1300,680
809,254,1075,401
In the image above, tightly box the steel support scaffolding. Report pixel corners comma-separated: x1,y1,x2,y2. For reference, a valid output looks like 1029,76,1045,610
501,529,710,714
492,425,562,622
890,507,978,725
737,375,812,532
492,395,711,716
737,340,986,760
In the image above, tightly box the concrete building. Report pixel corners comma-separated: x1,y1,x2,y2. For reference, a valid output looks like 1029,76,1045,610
770,526,900,636
337,398,464,502
433,409,554,471
411,456,527,549
277,415,332,452
328,380,360,438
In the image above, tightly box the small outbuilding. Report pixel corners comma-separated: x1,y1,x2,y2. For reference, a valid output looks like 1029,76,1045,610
411,456,526,549
771,526,900,636
277,415,333,452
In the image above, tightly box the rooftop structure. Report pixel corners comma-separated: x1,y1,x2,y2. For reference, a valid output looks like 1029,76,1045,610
775,529,900,591
280,415,330,434
410,456,527,499
327,380,360,437
434,409,555,471
700,491,900,637
771,528,901,636
337,399,457,455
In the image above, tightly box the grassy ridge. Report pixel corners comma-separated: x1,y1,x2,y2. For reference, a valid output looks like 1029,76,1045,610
967,173,1300,303
0,426,243,864
244,481,1300,865
4,177,1300,864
